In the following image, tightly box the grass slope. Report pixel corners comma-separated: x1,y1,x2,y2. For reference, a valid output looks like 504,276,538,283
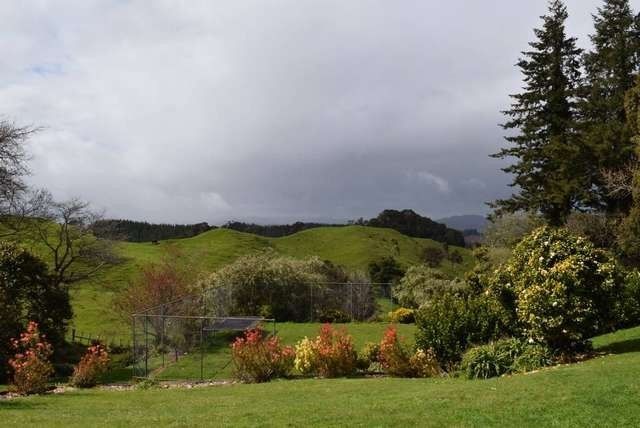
3,327,640,427
69,226,473,337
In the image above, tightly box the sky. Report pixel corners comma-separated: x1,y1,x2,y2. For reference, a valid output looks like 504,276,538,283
1,0,637,224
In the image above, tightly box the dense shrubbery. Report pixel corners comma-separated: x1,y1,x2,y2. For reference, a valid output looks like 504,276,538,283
294,324,357,378
200,252,375,321
393,266,465,309
8,322,54,395
489,226,623,352
231,329,295,383
461,338,552,379
70,343,110,388
415,290,512,365
619,270,640,328
388,307,415,324
0,242,71,382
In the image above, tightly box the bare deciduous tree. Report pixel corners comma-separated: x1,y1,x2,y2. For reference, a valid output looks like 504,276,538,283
25,189,119,287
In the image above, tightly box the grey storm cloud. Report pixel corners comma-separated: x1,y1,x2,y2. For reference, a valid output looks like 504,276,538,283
0,0,632,224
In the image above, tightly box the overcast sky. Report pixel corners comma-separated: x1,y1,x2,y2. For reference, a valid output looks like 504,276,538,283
2,0,637,224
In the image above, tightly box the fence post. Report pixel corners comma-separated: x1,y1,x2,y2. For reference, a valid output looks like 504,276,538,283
72,329,76,343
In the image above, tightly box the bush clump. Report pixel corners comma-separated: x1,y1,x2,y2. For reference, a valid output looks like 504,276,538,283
393,265,465,309
8,322,54,395
294,324,357,378
231,329,295,383
489,226,624,353
388,307,415,324
461,338,552,380
415,290,512,366
70,343,110,388
379,327,440,378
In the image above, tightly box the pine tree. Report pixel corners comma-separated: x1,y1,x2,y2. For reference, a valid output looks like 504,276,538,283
581,0,640,214
492,0,584,226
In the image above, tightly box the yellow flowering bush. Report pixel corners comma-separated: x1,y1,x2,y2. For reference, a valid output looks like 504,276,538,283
388,307,415,324
294,337,317,375
490,226,623,352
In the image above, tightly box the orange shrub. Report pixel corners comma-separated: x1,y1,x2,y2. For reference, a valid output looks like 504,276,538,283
231,329,295,383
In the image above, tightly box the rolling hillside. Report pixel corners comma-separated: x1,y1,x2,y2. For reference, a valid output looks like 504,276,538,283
69,226,474,337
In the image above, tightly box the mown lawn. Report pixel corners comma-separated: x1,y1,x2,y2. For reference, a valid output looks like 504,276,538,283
2,327,639,427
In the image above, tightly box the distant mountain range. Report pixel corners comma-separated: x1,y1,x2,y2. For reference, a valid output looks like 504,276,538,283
437,215,488,233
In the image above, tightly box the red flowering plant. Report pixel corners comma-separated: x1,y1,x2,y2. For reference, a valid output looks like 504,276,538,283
231,328,295,383
70,342,110,388
8,321,54,395
379,326,414,377
379,326,441,378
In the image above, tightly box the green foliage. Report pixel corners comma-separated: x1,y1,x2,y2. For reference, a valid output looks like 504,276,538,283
231,329,295,383
358,342,380,368
490,226,624,352
415,290,513,366
580,0,640,213
423,246,446,267
365,209,465,246
388,308,415,324
492,1,586,225
0,241,71,382
461,338,552,380
483,213,544,248
394,265,465,309
199,251,376,322
368,256,404,285
618,270,640,328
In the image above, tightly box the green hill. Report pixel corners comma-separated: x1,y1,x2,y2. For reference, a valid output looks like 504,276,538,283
68,226,474,338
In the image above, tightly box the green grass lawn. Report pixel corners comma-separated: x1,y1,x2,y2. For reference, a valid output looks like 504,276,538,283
67,226,473,337
2,326,640,427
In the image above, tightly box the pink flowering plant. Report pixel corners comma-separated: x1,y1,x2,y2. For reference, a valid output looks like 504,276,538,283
70,343,110,388
8,321,54,395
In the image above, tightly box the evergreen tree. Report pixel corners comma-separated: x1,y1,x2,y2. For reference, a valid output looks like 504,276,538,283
492,1,584,226
580,0,640,214
618,77,640,262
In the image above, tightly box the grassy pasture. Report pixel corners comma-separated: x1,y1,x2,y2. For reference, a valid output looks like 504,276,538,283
66,226,473,337
2,326,639,427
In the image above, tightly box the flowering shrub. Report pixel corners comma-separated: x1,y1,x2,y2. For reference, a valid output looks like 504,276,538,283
293,324,357,377
490,226,623,352
388,308,415,324
8,321,54,395
70,343,110,388
379,327,413,377
231,329,294,383
379,327,440,377
358,342,381,370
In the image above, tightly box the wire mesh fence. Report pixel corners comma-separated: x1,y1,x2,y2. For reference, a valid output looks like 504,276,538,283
131,281,393,380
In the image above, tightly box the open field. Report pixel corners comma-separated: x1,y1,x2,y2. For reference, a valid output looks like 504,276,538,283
2,326,639,427
66,226,473,337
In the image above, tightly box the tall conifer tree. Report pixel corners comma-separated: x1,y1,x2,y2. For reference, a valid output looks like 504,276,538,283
581,0,640,214
492,0,583,226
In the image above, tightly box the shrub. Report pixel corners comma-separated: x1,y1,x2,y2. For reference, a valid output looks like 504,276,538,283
199,252,376,321
70,343,110,388
409,348,441,378
448,249,464,264
293,324,357,378
461,338,552,379
368,256,404,287
393,265,466,309
317,309,351,323
388,307,415,324
512,344,553,373
0,243,71,382
378,327,440,377
8,322,54,395
618,270,640,328
231,329,295,383
379,327,414,377
357,342,380,371
423,246,446,267
489,226,624,353
415,291,512,366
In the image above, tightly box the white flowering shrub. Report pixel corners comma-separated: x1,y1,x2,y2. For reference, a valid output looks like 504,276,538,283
490,226,623,352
